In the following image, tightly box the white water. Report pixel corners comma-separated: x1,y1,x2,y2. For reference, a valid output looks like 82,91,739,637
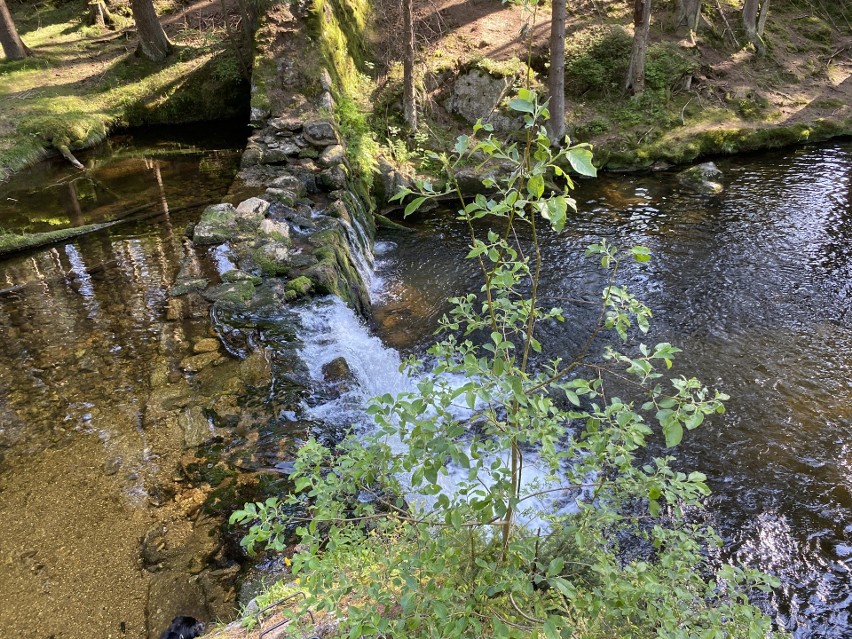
294,243,580,528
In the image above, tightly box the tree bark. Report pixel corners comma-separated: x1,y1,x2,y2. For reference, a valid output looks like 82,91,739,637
743,0,769,53
676,0,702,32
0,0,30,60
402,0,417,130
131,0,172,62
88,0,117,28
626,0,653,94
547,0,566,143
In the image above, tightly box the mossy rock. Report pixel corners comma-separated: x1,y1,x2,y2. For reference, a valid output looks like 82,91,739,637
202,280,256,304
252,242,291,276
194,204,238,245
285,276,314,299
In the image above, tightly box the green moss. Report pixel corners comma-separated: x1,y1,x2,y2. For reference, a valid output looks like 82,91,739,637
0,0,248,178
0,221,121,257
286,276,314,297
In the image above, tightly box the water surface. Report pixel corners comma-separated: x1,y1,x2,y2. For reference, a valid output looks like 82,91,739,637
371,142,852,637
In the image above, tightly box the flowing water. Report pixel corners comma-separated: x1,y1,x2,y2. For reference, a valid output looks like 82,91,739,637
364,141,852,637
1,130,850,639
0,124,246,639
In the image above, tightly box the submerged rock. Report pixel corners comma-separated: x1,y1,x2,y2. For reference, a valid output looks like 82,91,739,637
677,162,724,195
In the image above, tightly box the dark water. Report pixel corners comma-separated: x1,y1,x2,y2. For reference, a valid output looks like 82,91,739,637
0,125,246,639
372,142,852,638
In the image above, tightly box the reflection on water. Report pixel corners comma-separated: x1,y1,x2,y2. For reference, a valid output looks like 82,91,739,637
0,127,245,639
373,142,852,638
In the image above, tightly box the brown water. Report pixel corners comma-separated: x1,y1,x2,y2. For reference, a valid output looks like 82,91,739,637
372,142,852,638
0,125,246,639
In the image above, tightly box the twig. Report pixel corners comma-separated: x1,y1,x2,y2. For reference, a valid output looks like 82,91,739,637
713,0,739,48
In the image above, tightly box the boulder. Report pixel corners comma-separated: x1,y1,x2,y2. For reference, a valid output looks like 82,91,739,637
303,119,339,146
193,204,238,245
269,173,307,197
445,70,523,132
677,162,724,195
318,165,348,191
234,197,270,230
193,338,221,354
319,144,346,168
259,218,290,241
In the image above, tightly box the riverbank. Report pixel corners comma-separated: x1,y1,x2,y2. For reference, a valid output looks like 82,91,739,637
370,0,850,171
0,0,249,181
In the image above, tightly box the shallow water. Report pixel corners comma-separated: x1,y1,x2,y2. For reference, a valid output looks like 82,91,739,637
371,142,852,637
0,125,245,639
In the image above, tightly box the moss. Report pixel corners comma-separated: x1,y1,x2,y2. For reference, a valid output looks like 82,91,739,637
0,221,121,257
0,0,248,178
286,276,314,296
564,25,632,98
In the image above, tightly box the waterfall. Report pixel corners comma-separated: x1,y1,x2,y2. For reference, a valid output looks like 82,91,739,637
293,224,580,529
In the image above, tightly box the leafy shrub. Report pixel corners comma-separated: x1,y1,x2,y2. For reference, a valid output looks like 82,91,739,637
644,42,699,92
564,25,632,97
232,89,788,639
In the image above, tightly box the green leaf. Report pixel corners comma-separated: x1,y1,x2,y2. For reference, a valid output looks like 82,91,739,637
527,174,544,198
404,196,428,217
566,147,597,177
663,420,684,447
508,97,535,114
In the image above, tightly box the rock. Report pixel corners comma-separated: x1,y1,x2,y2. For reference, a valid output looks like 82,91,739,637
269,116,303,132
241,144,263,167
446,70,523,132
166,298,186,321
169,278,209,297
322,356,352,384
221,270,261,285
253,242,291,275
193,204,238,245
303,119,339,146
259,218,290,241
318,165,348,191
318,90,335,112
201,281,256,304
179,406,212,448
319,144,346,168
270,173,307,197
179,352,220,373
677,162,724,195
102,456,122,476
286,275,313,298
262,147,291,164
193,338,221,354
265,188,297,206
235,197,270,228
319,68,333,91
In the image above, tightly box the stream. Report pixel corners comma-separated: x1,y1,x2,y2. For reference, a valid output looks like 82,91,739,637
0,124,247,639
0,134,849,638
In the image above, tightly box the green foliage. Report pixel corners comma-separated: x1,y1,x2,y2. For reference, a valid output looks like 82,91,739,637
564,26,632,97
232,89,786,639
644,43,698,93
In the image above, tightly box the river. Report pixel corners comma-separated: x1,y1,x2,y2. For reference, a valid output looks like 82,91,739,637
368,141,852,637
0,135,849,638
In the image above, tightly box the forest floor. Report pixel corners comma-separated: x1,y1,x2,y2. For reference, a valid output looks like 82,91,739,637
0,0,248,180
371,0,852,168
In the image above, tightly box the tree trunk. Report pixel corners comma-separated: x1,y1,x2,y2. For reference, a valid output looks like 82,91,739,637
402,0,417,130
676,0,702,32
88,0,117,28
131,0,172,62
0,0,30,60
743,0,769,53
626,0,653,94
547,0,566,143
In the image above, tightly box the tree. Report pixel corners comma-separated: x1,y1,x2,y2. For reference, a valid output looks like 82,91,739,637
547,0,566,143
676,0,702,33
0,0,30,61
131,0,172,62
401,0,417,130
743,0,770,54
626,0,653,93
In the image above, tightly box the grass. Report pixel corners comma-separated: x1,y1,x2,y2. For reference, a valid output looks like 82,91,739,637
0,0,247,180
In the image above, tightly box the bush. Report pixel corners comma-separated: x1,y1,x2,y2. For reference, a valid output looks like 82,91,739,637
564,26,633,97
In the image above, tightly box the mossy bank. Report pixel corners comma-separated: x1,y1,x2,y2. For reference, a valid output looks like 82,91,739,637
0,0,250,181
